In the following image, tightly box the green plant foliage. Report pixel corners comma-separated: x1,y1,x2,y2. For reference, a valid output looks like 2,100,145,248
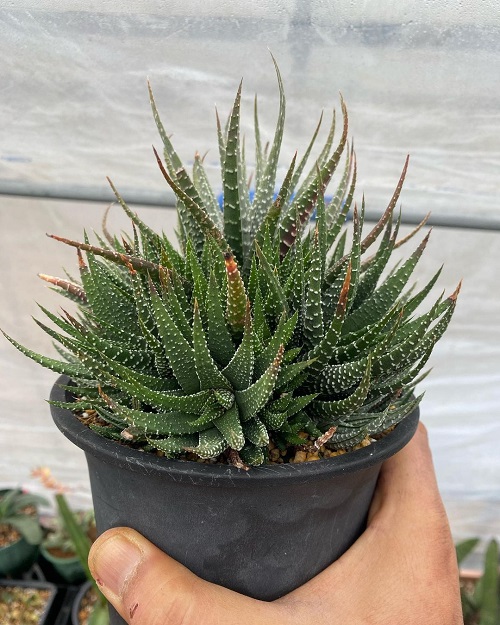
3,62,460,466
42,508,95,557
55,495,108,624
457,538,500,625
0,489,48,545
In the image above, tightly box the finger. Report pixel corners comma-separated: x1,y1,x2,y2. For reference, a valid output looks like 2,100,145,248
88,527,285,625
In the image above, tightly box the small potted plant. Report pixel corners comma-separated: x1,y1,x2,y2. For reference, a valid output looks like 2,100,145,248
31,467,93,584
457,538,499,625
0,489,48,577
3,59,460,623
31,467,108,624
46,491,107,625
54,494,107,625
40,509,94,584
0,489,56,625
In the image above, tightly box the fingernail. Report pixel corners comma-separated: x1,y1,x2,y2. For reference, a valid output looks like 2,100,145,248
90,532,143,597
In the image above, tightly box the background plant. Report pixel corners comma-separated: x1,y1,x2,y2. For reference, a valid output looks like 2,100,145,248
457,538,499,625
55,494,108,625
0,489,48,546
42,509,94,556
3,60,460,466
31,468,106,622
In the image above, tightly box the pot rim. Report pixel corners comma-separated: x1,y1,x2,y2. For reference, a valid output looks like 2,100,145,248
40,543,79,563
0,536,28,551
50,375,420,486
459,568,482,581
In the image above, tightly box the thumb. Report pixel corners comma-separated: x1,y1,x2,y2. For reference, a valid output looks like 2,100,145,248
88,527,282,625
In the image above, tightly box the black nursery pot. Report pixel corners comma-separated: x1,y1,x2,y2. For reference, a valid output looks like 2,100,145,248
0,579,57,625
71,580,92,625
51,375,419,622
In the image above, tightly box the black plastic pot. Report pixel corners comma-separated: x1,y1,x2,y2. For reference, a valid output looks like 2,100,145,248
51,375,419,625
71,580,92,625
0,536,39,578
0,578,57,624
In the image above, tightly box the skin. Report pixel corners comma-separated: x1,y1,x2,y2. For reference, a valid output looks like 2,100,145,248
88,423,463,625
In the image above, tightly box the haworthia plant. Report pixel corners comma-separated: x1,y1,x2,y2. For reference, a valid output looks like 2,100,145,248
3,62,460,466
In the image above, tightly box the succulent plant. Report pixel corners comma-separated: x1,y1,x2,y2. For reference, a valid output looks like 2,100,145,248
3,61,459,467
0,489,48,546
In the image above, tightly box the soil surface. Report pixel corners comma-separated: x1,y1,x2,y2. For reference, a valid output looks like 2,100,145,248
77,407,385,468
0,524,21,548
0,586,51,625
46,545,77,559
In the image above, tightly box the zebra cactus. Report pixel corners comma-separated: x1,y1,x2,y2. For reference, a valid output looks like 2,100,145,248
3,61,459,467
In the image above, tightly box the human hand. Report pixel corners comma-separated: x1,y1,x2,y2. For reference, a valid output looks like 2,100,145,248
88,423,462,624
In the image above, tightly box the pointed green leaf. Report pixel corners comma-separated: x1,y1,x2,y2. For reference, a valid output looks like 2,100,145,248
193,301,230,390
478,539,499,625
307,262,351,374
310,356,371,422
107,178,163,262
214,402,245,450
251,281,271,343
193,152,223,229
243,417,269,447
225,252,247,334
150,289,199,393
284,393,318,418
206,272,235,367
191,427,227,459
222,300,254,390
162,273,192,344
149,434,198,457
252,55,286,232
186,239,209,307
286,111,325,205
100,358,211,414
360,155,410,254
342,232,431,334
235,344,284,421
253,94,265,192
239,443,265,466
325,148,356,253
303,229,323,347
255,242,289,316
255,311,297,377
276,359,314,391
255,152,297,252
154,148,224,254
106,401,210,436
352,214,397,310
284,247,305,325
316,355,369,395
223,80,243,264
2,331,91,378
